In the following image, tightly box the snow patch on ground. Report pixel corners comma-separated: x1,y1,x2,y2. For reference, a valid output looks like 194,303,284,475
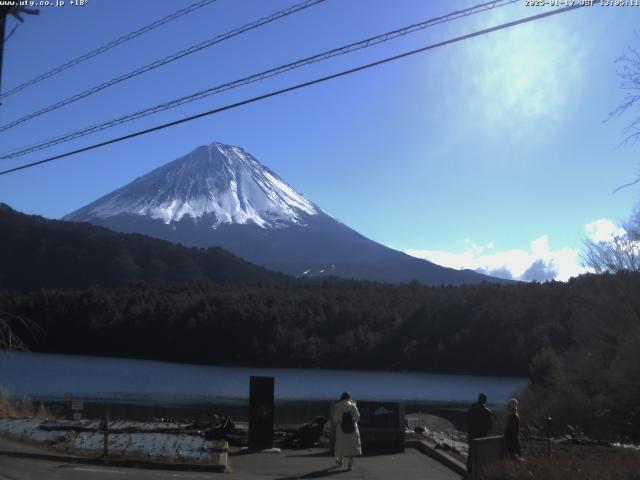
420,428,468,456
0,418,220,463
73,431,211,461
0,418,71,445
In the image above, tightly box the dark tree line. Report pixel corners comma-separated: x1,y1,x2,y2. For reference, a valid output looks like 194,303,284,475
2,273,637,380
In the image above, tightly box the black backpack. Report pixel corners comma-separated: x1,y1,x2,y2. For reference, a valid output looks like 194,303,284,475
341,411,355,434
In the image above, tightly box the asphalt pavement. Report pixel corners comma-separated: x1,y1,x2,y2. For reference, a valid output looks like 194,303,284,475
0,456,213,480
0,448,462,480
0,432,462,480
226,448,462,479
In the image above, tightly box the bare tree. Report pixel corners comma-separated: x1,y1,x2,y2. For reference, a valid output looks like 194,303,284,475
610,44,640,191
583,211,640,273
0,312,42,352
583,231,640,273
611,45,640,144
591,43,640,269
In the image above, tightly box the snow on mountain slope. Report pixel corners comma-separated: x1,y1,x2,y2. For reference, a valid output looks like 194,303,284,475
65,141,512,286
66,142,318,228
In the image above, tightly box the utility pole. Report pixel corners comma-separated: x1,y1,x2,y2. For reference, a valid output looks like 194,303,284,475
0,6,39,103
0,6,10,99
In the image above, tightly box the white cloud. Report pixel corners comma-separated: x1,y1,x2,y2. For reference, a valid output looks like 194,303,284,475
406,219,630,282
406,234,586,282
585,218,626,242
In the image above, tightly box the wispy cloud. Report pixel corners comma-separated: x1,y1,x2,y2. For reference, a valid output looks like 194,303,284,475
438,6,589,146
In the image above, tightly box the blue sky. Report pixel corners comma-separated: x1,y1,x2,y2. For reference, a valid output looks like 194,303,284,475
1,0,639,281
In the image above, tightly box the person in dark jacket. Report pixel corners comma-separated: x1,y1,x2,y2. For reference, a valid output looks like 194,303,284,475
504,398,521,458
465,393,493,477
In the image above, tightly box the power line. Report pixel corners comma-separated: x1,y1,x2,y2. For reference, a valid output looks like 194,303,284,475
0,0,519,160
0,0,219,101
0,4,587,177
0,0,326,133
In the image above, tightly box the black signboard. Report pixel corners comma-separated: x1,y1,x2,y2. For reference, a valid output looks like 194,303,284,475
249,376,274,450
357,401,405,453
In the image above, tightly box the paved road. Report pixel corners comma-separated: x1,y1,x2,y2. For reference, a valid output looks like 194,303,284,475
0,448,462,479
0,456,212,480
227,448,462,479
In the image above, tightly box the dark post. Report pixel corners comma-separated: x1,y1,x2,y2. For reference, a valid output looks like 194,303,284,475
63,392,73,420
102,410,109,459
545,416,553,456
0,7,8,97
249,376,274,450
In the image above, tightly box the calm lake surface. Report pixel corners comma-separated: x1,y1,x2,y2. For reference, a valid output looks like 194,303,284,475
0,352,527,408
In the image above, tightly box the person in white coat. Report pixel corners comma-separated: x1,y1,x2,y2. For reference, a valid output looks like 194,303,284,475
333,392,362,470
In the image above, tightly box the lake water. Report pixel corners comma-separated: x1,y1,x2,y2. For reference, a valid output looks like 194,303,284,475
0,352,527,409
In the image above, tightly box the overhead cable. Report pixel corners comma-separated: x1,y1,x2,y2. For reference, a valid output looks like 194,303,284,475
0,0,219,100
0,0,326,133
0,3,588,177
0,0,518,159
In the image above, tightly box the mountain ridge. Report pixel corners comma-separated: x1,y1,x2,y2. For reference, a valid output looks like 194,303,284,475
0,203,289,290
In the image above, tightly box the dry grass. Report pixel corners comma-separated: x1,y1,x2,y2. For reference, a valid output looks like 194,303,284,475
0,387,17,417
35,402,50,418
482,445,640,480
0,386,50,419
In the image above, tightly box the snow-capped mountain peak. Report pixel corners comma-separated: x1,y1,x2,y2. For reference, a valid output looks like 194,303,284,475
64,140,511,286
65,142,319,228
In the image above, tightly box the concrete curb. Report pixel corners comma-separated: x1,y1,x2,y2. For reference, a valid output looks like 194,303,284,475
407,439,467,477
0,449,227,473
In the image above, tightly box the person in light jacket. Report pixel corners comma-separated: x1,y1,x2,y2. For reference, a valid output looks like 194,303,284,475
333,392,362,470
504,398,521,459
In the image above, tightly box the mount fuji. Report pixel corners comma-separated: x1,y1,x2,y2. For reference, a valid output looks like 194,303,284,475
65,142,506,286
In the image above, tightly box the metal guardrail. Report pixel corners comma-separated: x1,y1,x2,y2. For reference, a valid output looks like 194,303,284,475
471,435,505,480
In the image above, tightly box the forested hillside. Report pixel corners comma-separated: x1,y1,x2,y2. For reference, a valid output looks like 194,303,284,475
0,203,288,289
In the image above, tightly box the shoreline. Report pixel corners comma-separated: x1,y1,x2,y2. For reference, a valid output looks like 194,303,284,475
38,398,470,427
13,350,530,379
